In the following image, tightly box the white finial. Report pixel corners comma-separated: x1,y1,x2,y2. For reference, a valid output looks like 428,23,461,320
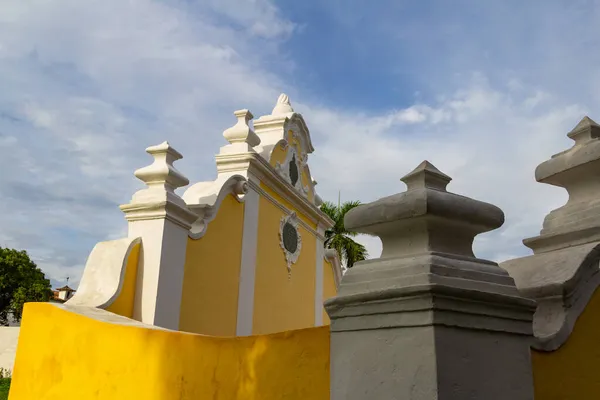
130,141,189,204
272,93,295,115
223,109,261,147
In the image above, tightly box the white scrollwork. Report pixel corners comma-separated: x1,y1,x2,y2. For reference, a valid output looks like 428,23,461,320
274,144,311,199
279,212,302,276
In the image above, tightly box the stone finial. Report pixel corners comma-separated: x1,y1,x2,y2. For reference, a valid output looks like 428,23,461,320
272,93,294,115
222,109,261,147
345,160,504,259
401,160,451,191
566,116,600,145
127,141,189,205
524,115,600,253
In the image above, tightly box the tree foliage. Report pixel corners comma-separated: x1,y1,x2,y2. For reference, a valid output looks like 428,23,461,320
0,247,52,325
320,200,368,268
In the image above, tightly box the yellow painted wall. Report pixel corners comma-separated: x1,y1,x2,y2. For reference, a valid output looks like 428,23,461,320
10,303,330,400
179,194,245,336
322,259,337,324
532,286,600,399
253,190,317,335
105,242,140,318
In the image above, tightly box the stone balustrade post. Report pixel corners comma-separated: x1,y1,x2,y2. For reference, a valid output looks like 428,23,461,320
325,161,537,400
120,141,198,329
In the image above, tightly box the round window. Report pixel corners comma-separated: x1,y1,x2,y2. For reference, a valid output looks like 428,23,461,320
282,222,299,254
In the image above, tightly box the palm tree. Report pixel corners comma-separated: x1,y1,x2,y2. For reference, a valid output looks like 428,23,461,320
320,200,368,268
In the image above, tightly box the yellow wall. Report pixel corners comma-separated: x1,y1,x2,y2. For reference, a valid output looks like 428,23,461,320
532,286,600,399
105,242,140,318
322,259,337,324
10,303,330,400
179,194,245,336
253,188,317,335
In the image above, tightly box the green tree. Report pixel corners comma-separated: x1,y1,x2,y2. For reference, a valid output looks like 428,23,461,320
320,200,368,268
0,248,52,325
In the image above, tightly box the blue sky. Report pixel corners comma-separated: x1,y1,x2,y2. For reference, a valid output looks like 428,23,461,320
1,0,599,288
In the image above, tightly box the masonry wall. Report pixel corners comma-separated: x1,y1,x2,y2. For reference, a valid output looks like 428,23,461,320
0,327,19,372
10,303,330,400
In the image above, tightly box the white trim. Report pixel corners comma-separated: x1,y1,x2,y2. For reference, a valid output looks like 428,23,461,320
325,248,343,290
315,224,325,326
126,217,190,330
274,143,310,198
67,237,141,309
248,179,325,240
236,186,260,336
182,174,248,239
215,152,333,230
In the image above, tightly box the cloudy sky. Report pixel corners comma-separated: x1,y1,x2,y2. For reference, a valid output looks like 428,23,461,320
1,0,599,288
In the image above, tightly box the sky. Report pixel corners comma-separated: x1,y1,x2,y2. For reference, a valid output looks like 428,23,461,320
1,0,600,288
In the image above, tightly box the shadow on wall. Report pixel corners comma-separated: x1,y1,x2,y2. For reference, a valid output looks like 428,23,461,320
9,303,330,400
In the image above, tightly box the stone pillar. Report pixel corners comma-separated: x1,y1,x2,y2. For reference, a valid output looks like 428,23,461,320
325,161,537,400
501,116,600,352
120,141,198,330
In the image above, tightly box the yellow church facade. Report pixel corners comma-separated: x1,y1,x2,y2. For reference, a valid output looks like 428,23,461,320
53,93,341,338
178,95,341,336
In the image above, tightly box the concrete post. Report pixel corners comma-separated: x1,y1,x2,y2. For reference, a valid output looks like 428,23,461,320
120,141,198,330
325,161,537,400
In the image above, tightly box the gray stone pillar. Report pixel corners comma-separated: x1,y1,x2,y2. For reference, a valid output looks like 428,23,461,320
502,116,600,352
325,161,537,400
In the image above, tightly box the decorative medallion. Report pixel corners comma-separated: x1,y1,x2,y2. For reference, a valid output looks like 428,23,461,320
279,212,302,275
275,145,311,198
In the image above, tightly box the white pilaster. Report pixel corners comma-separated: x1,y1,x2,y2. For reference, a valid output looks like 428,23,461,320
236,184,260,336
120,141,198,330
314,223,325,326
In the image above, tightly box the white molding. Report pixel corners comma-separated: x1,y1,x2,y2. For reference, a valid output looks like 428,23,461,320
248,179,325,240
236,186,260,336
274,142,310,198
314,224,326,326
215,151,333,230
67,237,141,309
325,248,343,290
120,201,197,230
183,174,249,239
279,212,303,275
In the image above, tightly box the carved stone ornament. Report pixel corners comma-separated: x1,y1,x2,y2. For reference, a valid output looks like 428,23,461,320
275,144,310,197
279,212,302,275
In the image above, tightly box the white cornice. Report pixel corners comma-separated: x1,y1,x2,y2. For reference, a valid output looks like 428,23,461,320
216,151,334,230
182,175,249,239
120,201,198,230
249,180,325,240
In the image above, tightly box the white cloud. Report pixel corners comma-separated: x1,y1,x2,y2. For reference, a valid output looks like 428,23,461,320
0,0,294,286
0,0,599,289
303,76,586,262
